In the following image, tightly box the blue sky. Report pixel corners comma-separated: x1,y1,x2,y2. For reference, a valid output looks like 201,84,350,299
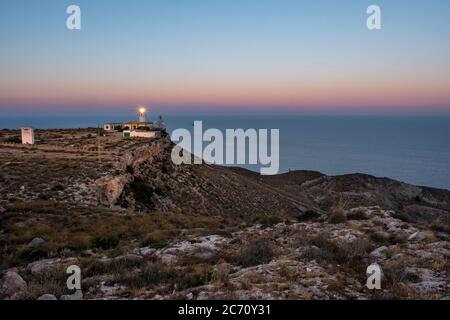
1,0,450,115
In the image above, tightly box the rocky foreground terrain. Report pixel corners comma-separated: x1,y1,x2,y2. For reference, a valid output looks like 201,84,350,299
0,129,449,300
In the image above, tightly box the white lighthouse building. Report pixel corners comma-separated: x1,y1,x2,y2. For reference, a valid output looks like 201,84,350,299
102,106,164,140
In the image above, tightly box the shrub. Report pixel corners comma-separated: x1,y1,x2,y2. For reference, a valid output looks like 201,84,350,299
238,239,275,267
66,235,92,251
84,256,144,279
369,231,407,245
83,259,111,277
142,230,171,248
253,215,284,226
113,263,185,289
51,184,65,192
296,210,320,222
92,235,120,250
382,258,420,299
130,180,154,204
37,194,50,201
370,231,390,244
17,267,70,300
392,211,412,223
327,196,350,224
430,219,450,234
137,264,167,285
5,136,21,144
212,261,230,284
304,234,373,269
16,245,50,261
328,209,347,224
178,265,212,290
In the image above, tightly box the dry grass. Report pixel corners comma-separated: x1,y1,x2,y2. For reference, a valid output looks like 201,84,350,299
211,260,231,285
15,267,71,300
328,196,351,224
0,198,274,270
108,262,212,291
0,200,231,269
369,230,407,245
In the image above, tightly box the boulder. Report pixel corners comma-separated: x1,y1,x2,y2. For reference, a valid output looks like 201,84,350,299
408,231,427,242
60,289,83,300
99,282,124,296
186,292,194,300
0,271,27,297
29,237,45,247
96,175,130,207
412,281,446,294
37,294,57,300
112,253,143,263
27,258,76,276
133,247,156,256
370,246,388,260
27,259,57,276
188,248,217,261
158,253,177,265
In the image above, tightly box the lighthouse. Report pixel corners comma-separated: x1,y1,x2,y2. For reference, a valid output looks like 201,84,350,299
103,106,162,140
138,107,147,122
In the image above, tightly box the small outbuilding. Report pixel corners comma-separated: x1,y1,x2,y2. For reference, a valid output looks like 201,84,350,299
21,127,35,145
103,123,124,131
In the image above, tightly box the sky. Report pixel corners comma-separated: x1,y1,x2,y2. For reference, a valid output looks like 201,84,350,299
0,0,450,116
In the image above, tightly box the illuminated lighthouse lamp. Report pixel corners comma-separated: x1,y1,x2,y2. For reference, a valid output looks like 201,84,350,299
138,107,147,122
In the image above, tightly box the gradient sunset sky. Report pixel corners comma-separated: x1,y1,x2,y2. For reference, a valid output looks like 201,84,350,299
1,0,450,115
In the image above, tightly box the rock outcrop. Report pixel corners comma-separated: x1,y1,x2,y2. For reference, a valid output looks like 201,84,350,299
0,271,27,298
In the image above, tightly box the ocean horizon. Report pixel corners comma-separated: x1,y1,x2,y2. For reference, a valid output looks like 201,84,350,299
1,114,450,191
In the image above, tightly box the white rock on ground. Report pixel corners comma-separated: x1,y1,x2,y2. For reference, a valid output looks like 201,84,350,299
408,231,427,242
60,289,83,300
27,258,76,276
370,246,388,260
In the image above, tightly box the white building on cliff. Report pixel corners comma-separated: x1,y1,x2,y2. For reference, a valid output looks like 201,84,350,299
103,107,165,140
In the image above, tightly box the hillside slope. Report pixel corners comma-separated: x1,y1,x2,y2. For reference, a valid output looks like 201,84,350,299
0,130,449,300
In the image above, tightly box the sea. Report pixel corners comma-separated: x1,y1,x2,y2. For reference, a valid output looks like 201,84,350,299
1,114,449,190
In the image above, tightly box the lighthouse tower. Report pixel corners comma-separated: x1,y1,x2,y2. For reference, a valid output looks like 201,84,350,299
138,107,147,122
